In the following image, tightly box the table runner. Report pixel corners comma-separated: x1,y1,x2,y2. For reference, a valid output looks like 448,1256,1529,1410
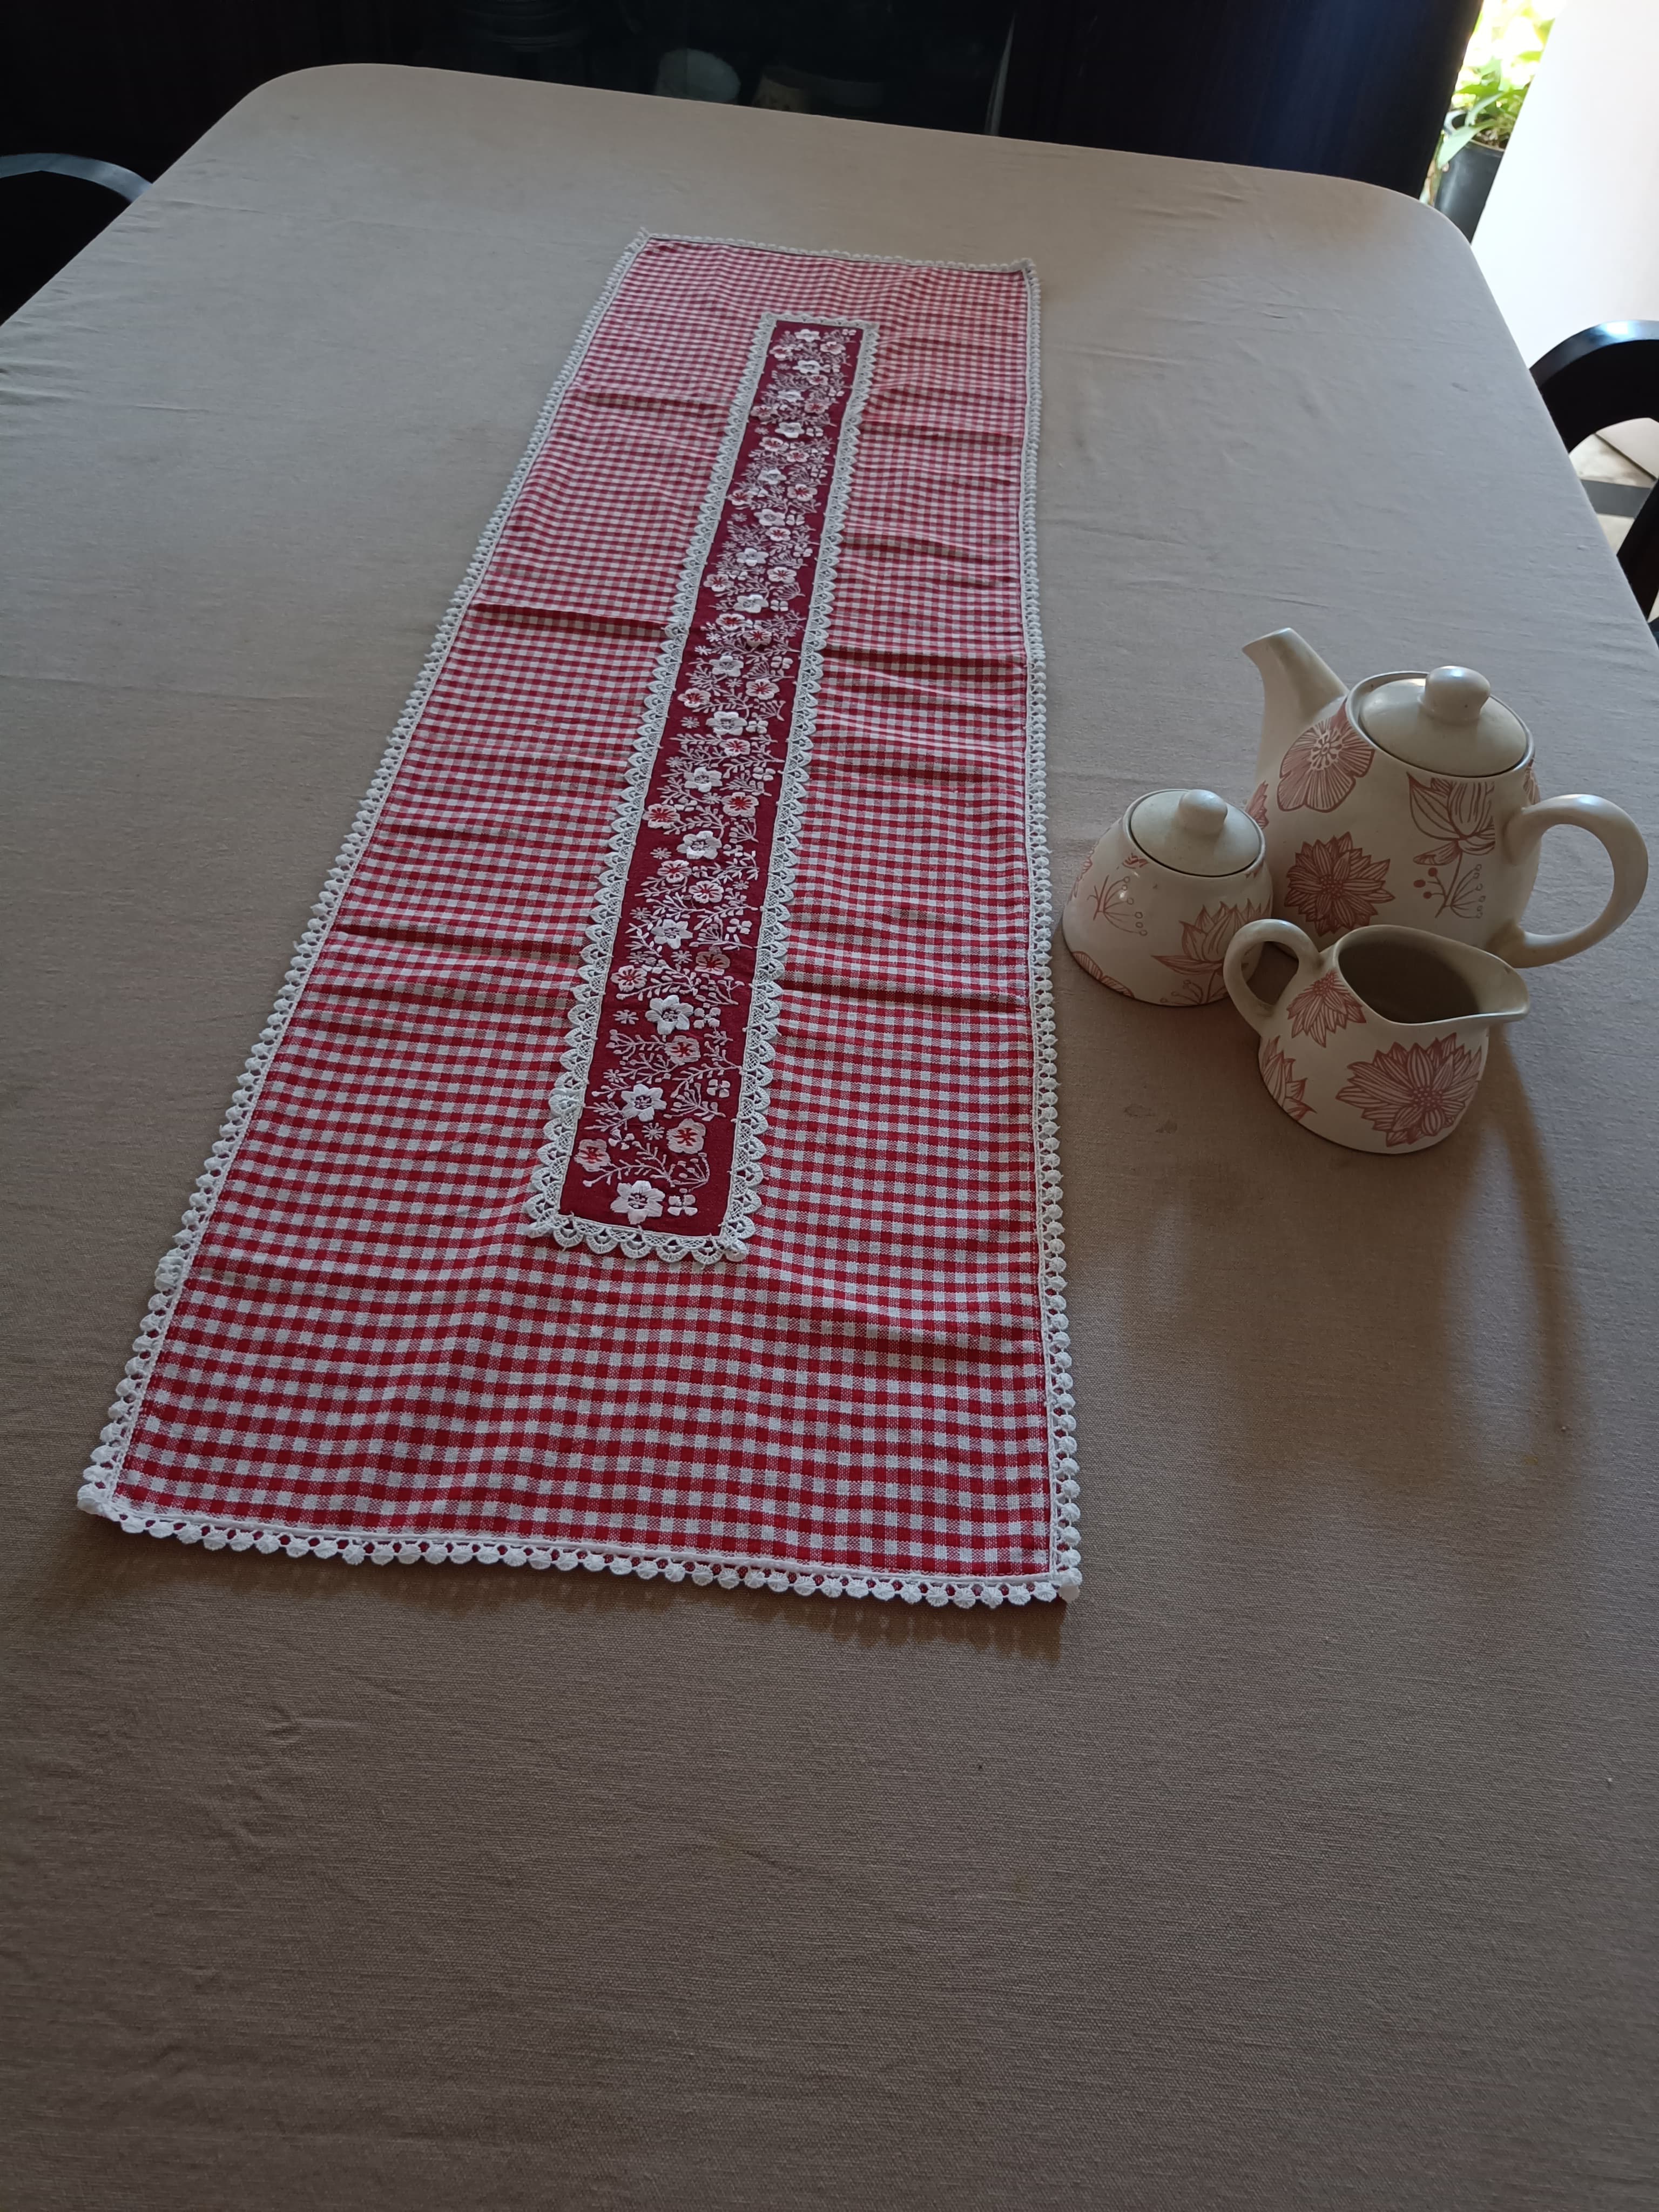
78,235,1080,1609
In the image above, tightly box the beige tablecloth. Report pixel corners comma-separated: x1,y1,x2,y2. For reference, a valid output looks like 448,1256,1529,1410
3,65,1656,2210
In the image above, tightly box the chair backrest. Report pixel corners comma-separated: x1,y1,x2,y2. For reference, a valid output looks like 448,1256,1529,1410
1532,323,1659,619
0,153,151,203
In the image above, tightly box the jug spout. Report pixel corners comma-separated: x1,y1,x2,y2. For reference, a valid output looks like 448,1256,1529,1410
1244,630,1347,790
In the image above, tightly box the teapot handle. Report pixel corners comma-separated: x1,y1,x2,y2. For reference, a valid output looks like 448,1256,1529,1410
1223,919,1320,1035
1494,796,1649,968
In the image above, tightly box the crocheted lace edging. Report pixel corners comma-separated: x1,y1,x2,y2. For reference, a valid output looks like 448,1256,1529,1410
74,1507,1079,1607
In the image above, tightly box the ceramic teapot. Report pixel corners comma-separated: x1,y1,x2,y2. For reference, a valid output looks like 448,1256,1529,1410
1244,631,1648,967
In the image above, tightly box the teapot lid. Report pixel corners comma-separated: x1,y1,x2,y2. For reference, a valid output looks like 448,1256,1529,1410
1128,788,1263,876
1354,666,1529,776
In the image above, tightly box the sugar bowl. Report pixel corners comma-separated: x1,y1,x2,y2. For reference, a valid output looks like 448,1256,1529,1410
1063,788,1273,1006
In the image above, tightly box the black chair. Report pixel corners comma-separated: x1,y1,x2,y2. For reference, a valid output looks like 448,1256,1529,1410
0,152,150,200
0,154,150,325
1531,321,1659,628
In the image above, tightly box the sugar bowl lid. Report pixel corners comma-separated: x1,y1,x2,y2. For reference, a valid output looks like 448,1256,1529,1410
1354,665,1529,776
1128,788,1263,876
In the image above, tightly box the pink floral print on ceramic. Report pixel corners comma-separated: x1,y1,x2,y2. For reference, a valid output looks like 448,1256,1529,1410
1084,855,1150,937
1070,846,1147,922
1334,1034,1483,1148
1153,896,1272,1005
1285,968,1367,1046
1408,773,1495,922
1274,703,1374,813
1259,1037,1311,1121
555,319,866,1244
1281,832,1394,938
1069,945,1135,996
1245,781,1270,832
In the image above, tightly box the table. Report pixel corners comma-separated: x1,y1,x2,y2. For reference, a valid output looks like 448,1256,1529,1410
4,65,1656,2210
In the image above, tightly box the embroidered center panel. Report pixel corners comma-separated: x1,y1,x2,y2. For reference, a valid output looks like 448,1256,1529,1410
528,315,871,1262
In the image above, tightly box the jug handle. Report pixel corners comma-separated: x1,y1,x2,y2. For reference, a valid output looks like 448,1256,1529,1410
1223,919,1319,1034
1493,795,1649,969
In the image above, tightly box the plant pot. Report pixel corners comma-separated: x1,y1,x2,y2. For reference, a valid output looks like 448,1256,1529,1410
1435,141,1503,241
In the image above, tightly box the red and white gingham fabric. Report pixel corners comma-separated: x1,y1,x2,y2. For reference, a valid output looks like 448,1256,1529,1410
80,237,1080,1610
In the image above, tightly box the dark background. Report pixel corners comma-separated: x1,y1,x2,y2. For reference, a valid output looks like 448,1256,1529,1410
2,0,1478,323
2,1,429,319
1001,0,1480,189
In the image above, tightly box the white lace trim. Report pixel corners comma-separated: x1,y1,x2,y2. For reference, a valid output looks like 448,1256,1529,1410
642,232,1037,278
1013,264,1082,1580
524,312,876,1264
72,1494,1078,1605
77,237,1079,1608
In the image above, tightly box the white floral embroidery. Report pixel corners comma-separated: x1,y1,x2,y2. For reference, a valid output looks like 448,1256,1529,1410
532,318,868,1260
611,1179,664,1224
621,1084,665,1122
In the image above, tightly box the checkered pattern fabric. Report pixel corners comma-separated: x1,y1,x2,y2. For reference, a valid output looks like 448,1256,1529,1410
82,239,1079,1608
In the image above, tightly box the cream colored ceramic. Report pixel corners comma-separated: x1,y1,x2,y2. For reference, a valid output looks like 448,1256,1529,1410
1223,919,1529,1154
1243,630,1648,967
1063,788,1272,1006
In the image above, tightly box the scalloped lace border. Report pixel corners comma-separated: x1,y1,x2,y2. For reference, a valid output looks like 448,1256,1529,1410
75,1508,1077,1607
77,234,1080,1608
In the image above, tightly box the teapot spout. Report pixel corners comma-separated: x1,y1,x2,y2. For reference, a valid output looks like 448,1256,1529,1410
1244,630,1347,791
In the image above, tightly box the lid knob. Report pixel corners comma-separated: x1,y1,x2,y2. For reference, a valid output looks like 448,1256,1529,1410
1357,664,1529,775
1423,666,1491,726
1175,788,1229,840
1125,787,1265,876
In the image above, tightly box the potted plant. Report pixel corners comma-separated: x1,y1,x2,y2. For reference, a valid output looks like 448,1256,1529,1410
1429,0,1552,240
